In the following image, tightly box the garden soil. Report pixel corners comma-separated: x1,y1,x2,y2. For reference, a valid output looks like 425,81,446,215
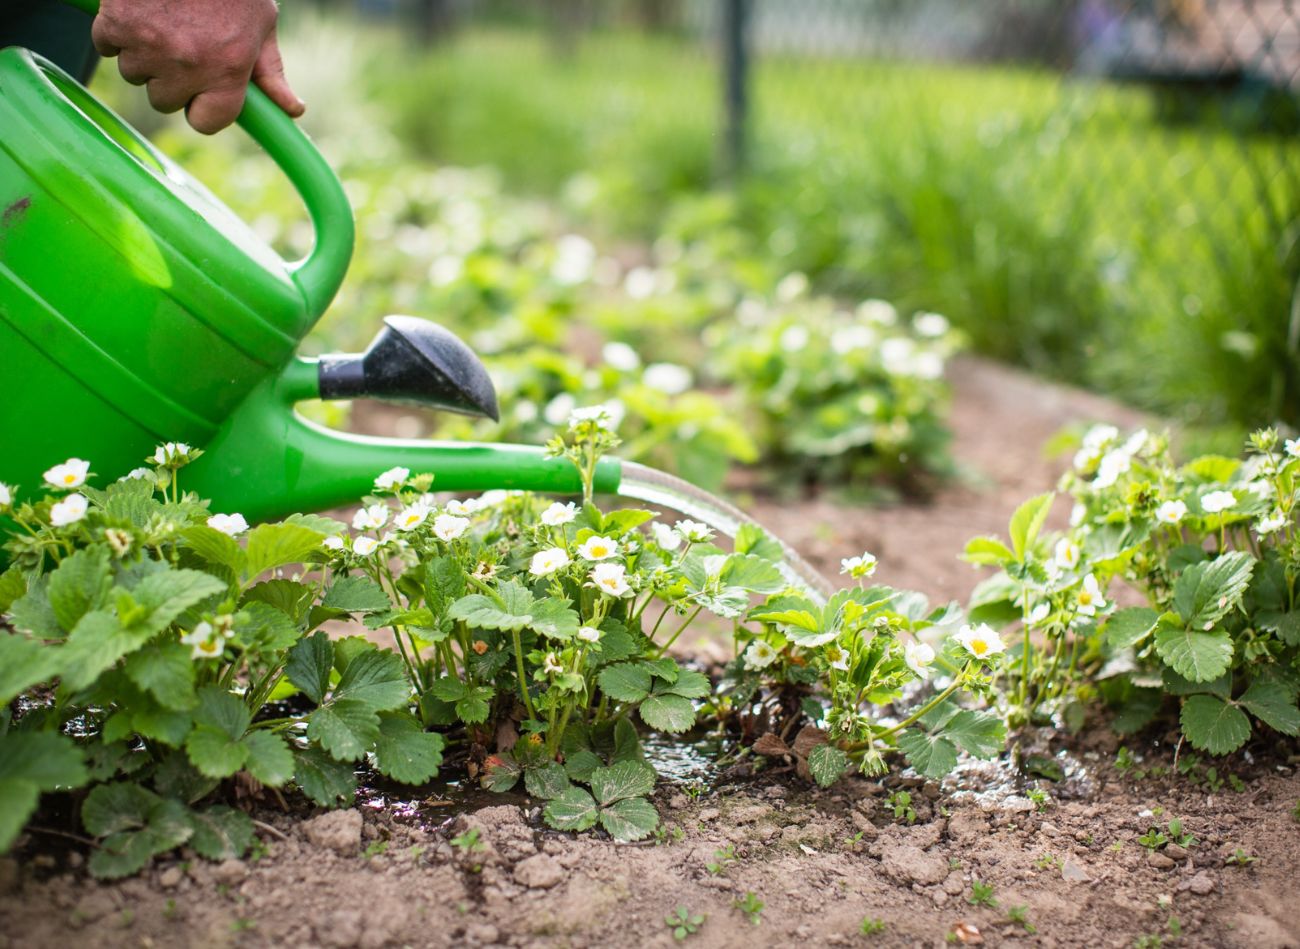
3,356,1298,949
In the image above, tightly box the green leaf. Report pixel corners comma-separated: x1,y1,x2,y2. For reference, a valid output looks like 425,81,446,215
322,576,392,614
243,523,326,578
185,725,249,778
8,577,62,639
0,731,87,822
426,676,467,702
961,536,1016,566
589,760,656,805
124,641,195,711
81,782,155,837
188,805,253,861
308,699,381,762
543,786,599,832
0,565,28,613
1180,694,1251,755
283,512,349,536
598,663,653,703
638,693,696,733
1154,622,1233,683
87,795,192,880
664,669,711,700
334,649,409,711
235,601,300,652
1238,679,1300,736
285,632,333,705
193,686,252,739
181,525,246,574
46,546,112,632
456,687,493,725
602,509,656,535
939,710,1006,759
1104,607,1161,650
242,579,315,624
448,580,537,632
735,523,784,562
807,744,849,788
0,780,40,853
529,598,581,641
129,570,227,636
374,713,444,785
58,611,145,691
294,747,356,807
524,762,572,800
563,749,603,783
1009,492,1054,560
896,729,958,779
1172,551,1254,629
721,554,786,594
481,753,523,793
241,731,295,786
0,633,62,706
599,797,660,841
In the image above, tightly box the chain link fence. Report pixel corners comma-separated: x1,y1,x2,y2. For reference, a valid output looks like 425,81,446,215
358,0,1300,427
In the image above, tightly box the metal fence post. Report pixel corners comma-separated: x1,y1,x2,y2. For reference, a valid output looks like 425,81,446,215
721,0,750,181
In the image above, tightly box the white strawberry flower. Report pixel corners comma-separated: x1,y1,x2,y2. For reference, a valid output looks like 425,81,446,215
529,547,571,577
913,312,950,338
825,644,850,672
353,536,383,557
1201,490,1237,514
743,639,778,670
840,552,878,579
393,505,429,532
568,405,613,432
120,467,152,483
904,641,936,680
1257,512,1288,535
542,652,565,676
1075,574,1106,616
0,483,10,509
577,536,618,561
1028,602,1051,625
44,458,90,490
444,498,478,516
432,514,469,542
954,623,1006,660
1286,438,1300,458
1069,502,1087,527
322,535,346,551
590,562,631,597
577,625,602,644
1053,538,1081,570
1092,450,1131,489
352,504,389,531
152,443,193,466
190,636,223,660
541,501,578,527
475,490,510,508
374,466,410,491
642,362,693,395
650,521,682,551
1156,500,1187,524
207,513,249,536
673,520,713,544
49,493,88,526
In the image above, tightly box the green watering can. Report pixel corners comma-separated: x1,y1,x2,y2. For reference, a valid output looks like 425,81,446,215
0,23,621,521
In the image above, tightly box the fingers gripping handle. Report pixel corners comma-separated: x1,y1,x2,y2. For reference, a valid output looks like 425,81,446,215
60,0,354,319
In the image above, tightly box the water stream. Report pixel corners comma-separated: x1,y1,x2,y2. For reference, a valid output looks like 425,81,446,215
617,461,836,604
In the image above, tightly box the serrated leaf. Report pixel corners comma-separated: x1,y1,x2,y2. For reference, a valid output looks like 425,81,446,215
427,676,467,702
308,699,381,761
1238,679,1300,736
0,730,87,793
0,565,28,613
563,749,603,782
1009,492,1054,560
599,797,660,841
235,601,300,652
374,713,444,785
193,686,252,739
613,718,644,763
961,536,1015,566
8,577,61,639
939,710,1006,759
243,523,326,578
734,523,784,562
807,743,849,788
665,669,711,699
721,554,786,594
46,546,112,632
87,796,192,880
1105,607,1161,650
543,786,599,832
456,688,493,725
638,693,695,733
322,576,392,614
283,512,349,536
0,633,62,706
529,598,581,640
188,805,253,861
334,649,408,711
1180,694,1251,755
242,579,314,624
1172,551,1254,629
129,569,227,636
124,641,195,710
81,782,155,837
524,762,572,800
185,725,249,778
590,759,656,805
481,754,523,792
285,632,333,705
1154,622,1233,683
598,663,653,703
0,780,40,853
181,525,245,574
242,731,295,786
896,729,958,779
59,611,145,691
294,746,357,807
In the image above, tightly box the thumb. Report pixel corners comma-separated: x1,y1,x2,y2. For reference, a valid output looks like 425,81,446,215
251,29,305,118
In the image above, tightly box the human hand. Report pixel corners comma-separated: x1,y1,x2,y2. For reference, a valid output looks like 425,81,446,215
91,0,305,135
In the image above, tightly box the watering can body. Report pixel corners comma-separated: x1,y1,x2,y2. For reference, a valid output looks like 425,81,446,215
0,46,619,520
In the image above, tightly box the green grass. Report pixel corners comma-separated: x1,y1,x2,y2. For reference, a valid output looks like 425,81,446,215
367,27,1300,434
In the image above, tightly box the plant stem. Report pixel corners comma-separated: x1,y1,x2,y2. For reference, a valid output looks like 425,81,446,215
655,606,702,657
512,628,536,720
849,667,970,748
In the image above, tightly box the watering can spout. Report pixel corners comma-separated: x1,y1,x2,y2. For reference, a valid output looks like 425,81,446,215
183,318,621,521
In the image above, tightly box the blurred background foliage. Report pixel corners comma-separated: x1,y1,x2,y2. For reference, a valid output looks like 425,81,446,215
95,0,1299,459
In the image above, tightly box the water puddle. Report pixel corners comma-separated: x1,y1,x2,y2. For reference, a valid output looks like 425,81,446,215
941,741,1096,812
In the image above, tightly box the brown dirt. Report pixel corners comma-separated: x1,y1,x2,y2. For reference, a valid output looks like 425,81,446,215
4,357,1298,949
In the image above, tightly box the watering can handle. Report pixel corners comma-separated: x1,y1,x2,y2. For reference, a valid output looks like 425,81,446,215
60,0,353,318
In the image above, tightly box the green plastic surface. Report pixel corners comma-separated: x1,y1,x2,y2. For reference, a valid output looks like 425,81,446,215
0,24,621,528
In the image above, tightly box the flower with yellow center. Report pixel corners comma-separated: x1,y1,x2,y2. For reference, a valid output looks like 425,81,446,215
1156,500,1187,525
352,504,389,531
44,458,90,490
577,536,618,561
744,640,778,670
1075,574,1106,616
395,504,431,532
577,626,602,644
529,547,571,577
432,514,469,542
1053,538,1081,570
374,466,410,491
49,494,88,526
590,562,631,598
353,536,383,557
904,641,936,680
207,513,249,537
954,623,1006,660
